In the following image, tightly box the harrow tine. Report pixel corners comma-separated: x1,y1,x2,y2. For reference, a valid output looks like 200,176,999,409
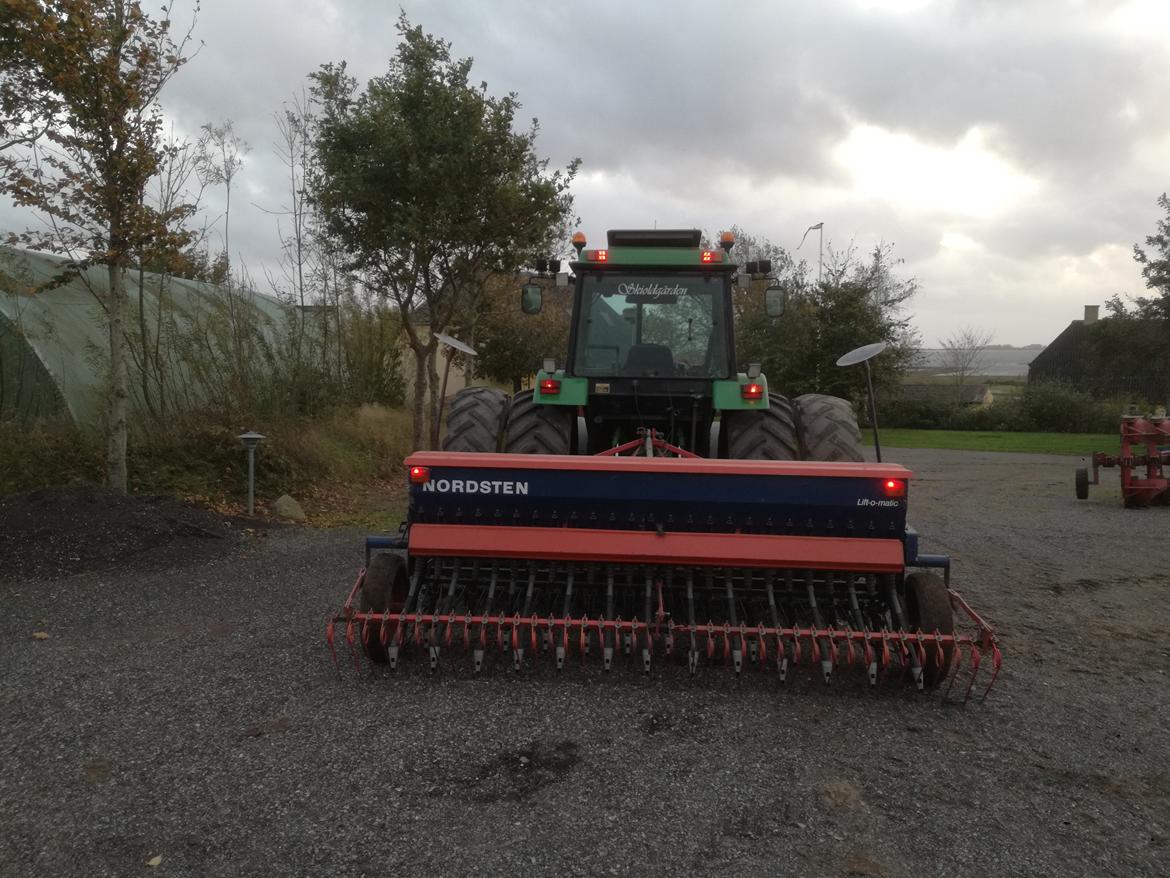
943,639,966,702
560,616,570,671
345,617,360,672
326,619,338,669
515,564,536,670
604,567,615,671
623,571,635,656
885,576,922,689
982,643,1003,702
510,613,522,672
806,570,832,683
434,561,460,668
686,571,699,675
642,573,653,674
391,562,426,670
964,643,983,703
722,571,742,675
556,567,575,670
771,572,789,681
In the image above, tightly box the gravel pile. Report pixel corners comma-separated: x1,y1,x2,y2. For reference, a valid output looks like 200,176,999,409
1,450,1168,876
0,483,249,582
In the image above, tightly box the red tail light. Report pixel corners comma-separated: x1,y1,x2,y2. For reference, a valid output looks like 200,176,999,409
539,378,561,395
883,479,906,498
741,382,764,400
701,250,723,263
585,249,608,262
409,465,430,484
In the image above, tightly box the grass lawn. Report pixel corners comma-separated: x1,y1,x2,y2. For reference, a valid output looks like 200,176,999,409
879,428,1115,456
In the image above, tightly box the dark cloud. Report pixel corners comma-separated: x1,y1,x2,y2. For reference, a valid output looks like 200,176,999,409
1,0,1166,344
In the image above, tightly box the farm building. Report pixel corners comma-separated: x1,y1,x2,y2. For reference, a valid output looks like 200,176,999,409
1029,304,1168,402
0,246,290,424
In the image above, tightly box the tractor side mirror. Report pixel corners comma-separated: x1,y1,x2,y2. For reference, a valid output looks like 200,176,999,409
764,285,786,318
520,283,543,315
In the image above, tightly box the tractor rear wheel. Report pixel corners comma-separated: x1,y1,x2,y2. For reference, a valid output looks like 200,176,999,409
793,394,865,462
504,389,573,454
725,396,800,460
904,571,954,688
442,386,510,453
359,552,409,663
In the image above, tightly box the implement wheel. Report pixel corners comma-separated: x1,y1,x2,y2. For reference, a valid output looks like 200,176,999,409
904,571,954,688
793,394,865,461
1075,466,1089,500
504,389,573,454
359,553,409,663
443,386,510,452
725,396,800,460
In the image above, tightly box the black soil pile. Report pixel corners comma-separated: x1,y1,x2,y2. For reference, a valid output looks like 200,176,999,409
0,483,252,582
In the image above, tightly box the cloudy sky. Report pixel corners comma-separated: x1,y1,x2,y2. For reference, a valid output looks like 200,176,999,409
5,0,1170,345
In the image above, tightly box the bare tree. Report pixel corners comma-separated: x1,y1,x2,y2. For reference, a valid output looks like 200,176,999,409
939,325,994,386
197,119,249,393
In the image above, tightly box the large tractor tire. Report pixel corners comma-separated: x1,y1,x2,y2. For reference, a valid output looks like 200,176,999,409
904,571,955,688
503,389,573,454
793,394,865,462
442,386,511,453
724,396,800,460
359,552,410,663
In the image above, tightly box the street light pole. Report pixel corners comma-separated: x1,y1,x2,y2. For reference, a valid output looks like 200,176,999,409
798,222,825,285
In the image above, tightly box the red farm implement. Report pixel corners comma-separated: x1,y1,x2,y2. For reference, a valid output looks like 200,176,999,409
327,229,1001,702
327,446,1001,702
1076,408,1170,507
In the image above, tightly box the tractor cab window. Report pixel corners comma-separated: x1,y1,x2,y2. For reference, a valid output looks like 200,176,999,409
573,273,728,378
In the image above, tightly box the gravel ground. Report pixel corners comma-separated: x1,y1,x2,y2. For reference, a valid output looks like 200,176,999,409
2,448,1169,877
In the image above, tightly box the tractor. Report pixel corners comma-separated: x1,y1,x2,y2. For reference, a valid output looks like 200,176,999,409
442,228,863,463
328,229,1000,697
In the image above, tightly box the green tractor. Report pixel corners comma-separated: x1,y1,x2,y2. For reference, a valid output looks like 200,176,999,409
443,228,865,461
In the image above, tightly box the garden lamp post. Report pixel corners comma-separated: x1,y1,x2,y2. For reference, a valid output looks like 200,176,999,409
237,431,265,515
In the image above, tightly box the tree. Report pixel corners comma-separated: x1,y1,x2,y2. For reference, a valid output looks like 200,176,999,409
196,118,249,395
736,239,918,401
470,274,571,391
0,0,196,490
1099,193,1170,403
1132,192,1170,318
309,14,577,449
939,325,994,386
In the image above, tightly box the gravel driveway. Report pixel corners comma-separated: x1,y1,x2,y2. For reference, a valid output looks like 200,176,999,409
2,448,1168,877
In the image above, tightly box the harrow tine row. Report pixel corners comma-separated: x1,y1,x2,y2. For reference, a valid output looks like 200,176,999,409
328,610,1000,704
328,559,1000,702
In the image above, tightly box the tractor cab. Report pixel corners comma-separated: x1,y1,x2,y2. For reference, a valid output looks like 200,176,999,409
520,229,767,452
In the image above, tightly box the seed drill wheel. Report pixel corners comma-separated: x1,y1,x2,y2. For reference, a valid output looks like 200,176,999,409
724,395,800,459
904,571,954,687
359,553,409,663
442,387,511,452
504,389,573,454
1075,466,1089,500
793,394,865,462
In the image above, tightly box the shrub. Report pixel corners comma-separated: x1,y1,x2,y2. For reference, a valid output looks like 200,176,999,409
878,398,959,429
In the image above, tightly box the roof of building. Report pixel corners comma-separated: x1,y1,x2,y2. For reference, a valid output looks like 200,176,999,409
0,245,287,423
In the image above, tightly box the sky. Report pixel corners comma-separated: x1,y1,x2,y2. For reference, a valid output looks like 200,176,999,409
4,0,1169,346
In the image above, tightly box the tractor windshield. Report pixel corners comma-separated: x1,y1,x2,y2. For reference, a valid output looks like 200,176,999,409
572,272,728,378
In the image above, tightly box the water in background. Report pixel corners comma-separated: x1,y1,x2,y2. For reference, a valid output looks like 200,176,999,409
912,348,1042,378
